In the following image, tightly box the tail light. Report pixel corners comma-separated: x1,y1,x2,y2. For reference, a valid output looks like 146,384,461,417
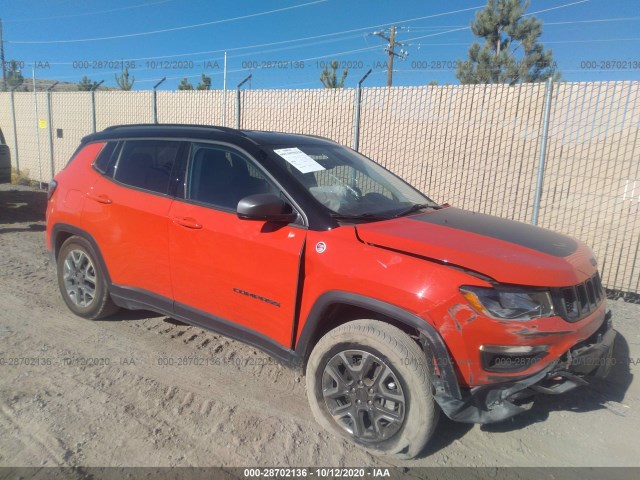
47,179,58,200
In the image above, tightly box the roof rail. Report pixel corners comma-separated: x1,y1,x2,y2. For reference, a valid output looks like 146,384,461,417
102,123,247,136
242,129,333,143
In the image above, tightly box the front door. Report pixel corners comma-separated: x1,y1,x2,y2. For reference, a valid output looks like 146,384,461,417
169,142,306,347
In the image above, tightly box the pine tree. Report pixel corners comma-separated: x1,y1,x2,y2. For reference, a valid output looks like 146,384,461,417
78,76,99,91
320,61,348,89
178,78,194,90
6,60,24,90
456,0,559,84
115,67,135,90
196,74,211,90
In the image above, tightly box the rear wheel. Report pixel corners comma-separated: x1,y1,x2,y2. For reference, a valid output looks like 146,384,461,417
56,236,119,319
306,319,439,459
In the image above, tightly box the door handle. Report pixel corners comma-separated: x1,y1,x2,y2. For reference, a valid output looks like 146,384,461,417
173,216,202,229
86,193,112,204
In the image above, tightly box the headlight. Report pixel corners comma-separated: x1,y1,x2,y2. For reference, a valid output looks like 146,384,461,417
460,286,554,321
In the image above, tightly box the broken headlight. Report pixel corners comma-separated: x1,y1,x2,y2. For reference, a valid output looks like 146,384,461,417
460,286,554,321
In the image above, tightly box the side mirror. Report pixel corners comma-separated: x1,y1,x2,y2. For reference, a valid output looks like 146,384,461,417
236,193,298,223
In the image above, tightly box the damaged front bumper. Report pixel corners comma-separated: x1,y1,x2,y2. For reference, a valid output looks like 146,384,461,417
433,311,616,424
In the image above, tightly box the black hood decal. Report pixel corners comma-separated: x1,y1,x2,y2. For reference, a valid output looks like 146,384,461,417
410,208,578,258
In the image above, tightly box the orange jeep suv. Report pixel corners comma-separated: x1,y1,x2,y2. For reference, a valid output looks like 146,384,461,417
46,125,616,458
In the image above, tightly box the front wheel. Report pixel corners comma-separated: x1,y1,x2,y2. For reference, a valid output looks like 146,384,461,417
306,320,439,459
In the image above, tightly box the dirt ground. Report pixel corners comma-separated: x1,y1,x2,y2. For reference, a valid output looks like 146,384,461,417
0,184,638,468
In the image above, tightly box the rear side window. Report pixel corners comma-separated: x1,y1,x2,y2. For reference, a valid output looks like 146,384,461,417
114,140,181,195
93,142,118,174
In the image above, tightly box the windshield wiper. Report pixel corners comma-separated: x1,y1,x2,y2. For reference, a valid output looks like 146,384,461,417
392,203,440,218
330,204,441,222
330,212,390,222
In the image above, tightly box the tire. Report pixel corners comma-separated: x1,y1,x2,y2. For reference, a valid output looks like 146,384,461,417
0,144,11,184
306,319,439,459
56,236,119,320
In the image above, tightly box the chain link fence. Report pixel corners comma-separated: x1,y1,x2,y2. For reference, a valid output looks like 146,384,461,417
0,81,638,295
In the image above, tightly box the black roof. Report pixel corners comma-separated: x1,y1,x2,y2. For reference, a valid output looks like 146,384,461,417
84,124,338,147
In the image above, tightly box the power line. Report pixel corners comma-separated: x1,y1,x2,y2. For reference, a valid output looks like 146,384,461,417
260,0,591,71
394,0,591,50
124,34,640,85
127,26,394,61
30,31,382,65
411,37,640,48
36,32,368,65
546,37,640,44
148,33,640,75
126,1,603,64
404,16,640,31
6,0,330,44
28,5,487,65
545,16,640,26
216,4,484,56
4,0,176,23
26,0,598,86
524,0,590,16
132,38,448,84
405,26,467,31
134,35,635,86
220,0,593,79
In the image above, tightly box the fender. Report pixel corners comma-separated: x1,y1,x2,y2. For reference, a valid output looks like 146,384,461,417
295,291,462,400
50,223,113,285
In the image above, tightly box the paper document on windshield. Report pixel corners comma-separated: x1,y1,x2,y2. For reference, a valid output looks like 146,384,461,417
274,147,326,174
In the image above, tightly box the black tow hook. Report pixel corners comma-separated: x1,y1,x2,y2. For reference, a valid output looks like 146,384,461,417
530,370,588,395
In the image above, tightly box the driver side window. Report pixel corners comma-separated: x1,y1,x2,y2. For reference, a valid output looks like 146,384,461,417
186,144,277,210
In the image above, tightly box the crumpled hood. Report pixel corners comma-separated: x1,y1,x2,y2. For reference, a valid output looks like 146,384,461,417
355,207,597,287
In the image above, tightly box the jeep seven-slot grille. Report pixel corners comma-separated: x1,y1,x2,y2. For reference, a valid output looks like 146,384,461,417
553,272,604,322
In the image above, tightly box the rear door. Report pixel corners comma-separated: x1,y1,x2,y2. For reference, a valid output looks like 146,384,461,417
168,142,306,347
83,139,186,301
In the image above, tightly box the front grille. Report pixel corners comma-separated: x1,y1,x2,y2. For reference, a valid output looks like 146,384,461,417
553,272,604,322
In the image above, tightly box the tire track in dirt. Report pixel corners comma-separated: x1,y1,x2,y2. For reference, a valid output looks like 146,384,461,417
0,404,71,466
0,258,365,466
1,185,640,467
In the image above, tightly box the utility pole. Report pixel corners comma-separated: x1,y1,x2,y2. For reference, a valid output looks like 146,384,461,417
33,64,43,188
387,25,395,87
371,25,408,87
0,18,6,87
222,51,227,127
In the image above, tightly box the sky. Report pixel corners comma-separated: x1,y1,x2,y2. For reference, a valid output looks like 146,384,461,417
1,0,639,90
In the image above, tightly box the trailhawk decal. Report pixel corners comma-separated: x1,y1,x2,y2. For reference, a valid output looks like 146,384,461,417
232,288,281,307
411,207,578,258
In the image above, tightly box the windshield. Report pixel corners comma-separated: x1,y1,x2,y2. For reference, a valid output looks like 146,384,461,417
267,144,438,219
